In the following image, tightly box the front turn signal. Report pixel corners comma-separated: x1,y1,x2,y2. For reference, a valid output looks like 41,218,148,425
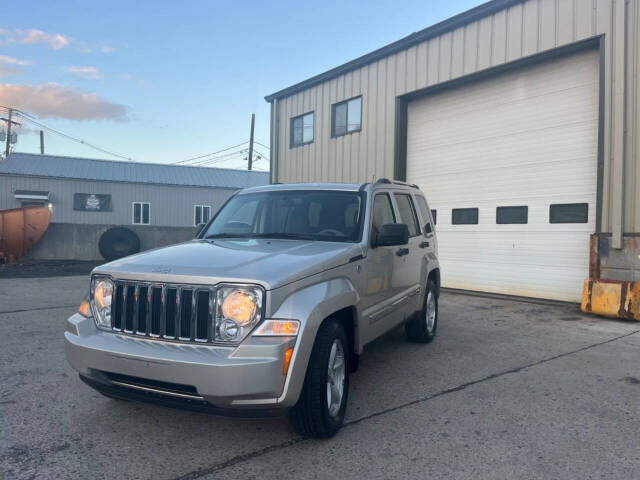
78,299,90,318
283,347,293,376
252,319,299,336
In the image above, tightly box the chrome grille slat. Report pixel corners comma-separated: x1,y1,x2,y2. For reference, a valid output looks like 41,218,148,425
110,280,214,344
190,290,197,341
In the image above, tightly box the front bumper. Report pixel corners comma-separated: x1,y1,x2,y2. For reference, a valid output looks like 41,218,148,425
65,313,297,408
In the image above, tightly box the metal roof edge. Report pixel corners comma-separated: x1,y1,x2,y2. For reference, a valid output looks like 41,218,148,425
4,152,270,176
264,0,524,102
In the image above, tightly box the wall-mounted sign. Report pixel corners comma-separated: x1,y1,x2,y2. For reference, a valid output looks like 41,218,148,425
74,193,112,212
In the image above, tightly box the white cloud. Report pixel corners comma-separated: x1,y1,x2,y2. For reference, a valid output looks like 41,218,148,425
64,65,102,79
0,27,71,49
16,29,71,49
100,45,114,53
0,55,31,66
0,66,21,78
0,83,128,121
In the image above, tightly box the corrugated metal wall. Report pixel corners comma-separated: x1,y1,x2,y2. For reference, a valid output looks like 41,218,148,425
272,0,639,238
0,176,235,227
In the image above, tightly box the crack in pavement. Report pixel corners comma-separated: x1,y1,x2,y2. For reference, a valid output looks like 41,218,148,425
0,305,77,315
171,328,640,480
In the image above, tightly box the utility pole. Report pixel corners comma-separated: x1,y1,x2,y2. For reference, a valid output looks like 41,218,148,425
40,130,44,154
5,108,13,158
247,113,255,171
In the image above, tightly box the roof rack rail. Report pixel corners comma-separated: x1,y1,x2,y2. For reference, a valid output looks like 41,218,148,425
375,178,419,189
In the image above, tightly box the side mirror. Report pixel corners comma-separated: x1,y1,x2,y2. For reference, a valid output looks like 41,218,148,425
424,223,433,234
373,223,409,247
195,223,206,237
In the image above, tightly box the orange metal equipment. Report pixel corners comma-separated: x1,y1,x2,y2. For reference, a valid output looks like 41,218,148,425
0,205,52,262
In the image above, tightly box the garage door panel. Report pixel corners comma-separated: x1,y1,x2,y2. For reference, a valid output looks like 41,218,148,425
408,122,597,178
407,50,598,301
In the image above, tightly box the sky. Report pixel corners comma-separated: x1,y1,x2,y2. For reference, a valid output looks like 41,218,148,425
1,0,481,170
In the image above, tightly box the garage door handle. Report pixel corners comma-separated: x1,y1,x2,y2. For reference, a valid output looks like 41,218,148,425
396,247,410,257
419,241,429,248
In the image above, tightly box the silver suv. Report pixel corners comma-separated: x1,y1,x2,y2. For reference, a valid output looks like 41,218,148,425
65,179,440,438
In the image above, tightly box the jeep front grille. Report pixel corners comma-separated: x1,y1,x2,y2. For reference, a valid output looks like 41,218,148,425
111,281,214,343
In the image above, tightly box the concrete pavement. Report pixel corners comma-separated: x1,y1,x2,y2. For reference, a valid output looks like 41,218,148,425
1,276,638,479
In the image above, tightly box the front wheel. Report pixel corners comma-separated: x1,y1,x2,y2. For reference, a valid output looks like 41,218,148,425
405,279,438,343
289,319,349,438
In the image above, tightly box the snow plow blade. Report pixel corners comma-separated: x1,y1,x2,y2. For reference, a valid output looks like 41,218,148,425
0,205,51,262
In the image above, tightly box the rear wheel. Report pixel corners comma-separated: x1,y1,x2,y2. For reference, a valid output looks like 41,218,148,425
405,279,438,343
289,319,349,438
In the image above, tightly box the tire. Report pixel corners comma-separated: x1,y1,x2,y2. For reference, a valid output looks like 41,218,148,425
289,319,349,438
98,227,140,261
405,279,438,343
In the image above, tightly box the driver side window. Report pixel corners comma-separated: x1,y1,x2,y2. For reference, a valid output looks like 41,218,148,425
372,194,396,236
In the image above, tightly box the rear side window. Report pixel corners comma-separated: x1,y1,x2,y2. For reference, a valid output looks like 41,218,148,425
550,203,588,223
372,194,395,233
394,193,420,236
452,208,478,225
414,196,434,231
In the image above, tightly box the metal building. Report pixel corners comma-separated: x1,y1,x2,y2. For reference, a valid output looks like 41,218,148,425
0,153,269,260
266,0,640,302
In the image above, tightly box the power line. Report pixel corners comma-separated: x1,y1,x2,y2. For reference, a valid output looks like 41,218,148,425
171,141,250,164
12,111,134,161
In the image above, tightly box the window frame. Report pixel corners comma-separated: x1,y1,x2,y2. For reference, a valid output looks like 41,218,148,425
132,201,151,225
290,111,314,148
331,95,362,138
452,207,479,225
193,204,212,226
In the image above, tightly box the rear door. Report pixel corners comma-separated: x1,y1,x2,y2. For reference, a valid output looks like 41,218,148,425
392,192,425,316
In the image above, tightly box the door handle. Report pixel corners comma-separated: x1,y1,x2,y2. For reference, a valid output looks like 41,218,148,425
419,241,430,248
396,247,410,257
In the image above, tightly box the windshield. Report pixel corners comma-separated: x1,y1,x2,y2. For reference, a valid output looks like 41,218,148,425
202,190,365,242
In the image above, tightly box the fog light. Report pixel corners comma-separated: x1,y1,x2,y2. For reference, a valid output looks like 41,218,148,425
218,319,240,340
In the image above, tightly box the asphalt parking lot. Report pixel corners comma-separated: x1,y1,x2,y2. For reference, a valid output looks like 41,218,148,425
1,275,639,480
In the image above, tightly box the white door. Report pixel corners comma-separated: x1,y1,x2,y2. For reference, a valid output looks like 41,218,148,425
406,50,599,302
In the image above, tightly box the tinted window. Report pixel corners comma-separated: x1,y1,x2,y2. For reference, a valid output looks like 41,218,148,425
452,208,478,225
414,195,433,231
550,203,588,223
203,191,364,242
394,194,420,236
372,194,395,234
497,206,528,224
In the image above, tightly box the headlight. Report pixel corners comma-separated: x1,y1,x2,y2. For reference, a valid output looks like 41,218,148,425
90,276,113,329
216,286,263,342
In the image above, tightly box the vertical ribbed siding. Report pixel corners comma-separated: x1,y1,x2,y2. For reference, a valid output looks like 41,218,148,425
273,0,639,234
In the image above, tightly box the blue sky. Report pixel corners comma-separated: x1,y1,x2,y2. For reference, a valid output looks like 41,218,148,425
1,0,481,169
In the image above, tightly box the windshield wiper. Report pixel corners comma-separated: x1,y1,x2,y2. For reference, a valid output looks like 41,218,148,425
249,233,316,240
203,233,253,239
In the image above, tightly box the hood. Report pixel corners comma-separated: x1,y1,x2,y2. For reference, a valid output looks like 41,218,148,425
93,238,363,290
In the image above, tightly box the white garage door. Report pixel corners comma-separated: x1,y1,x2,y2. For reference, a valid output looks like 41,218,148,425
406,49,599,302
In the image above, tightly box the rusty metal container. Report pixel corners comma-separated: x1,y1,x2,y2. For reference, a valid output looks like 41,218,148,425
0,205,52,262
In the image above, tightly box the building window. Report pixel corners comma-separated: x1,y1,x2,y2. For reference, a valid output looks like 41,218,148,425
194,205,211,226
549,203,588,223
452,208,478,225
431,210,437,225
332,96,362,137
497,206,528,224
290,112,314,147
394,193,420,237
132,202,150,225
